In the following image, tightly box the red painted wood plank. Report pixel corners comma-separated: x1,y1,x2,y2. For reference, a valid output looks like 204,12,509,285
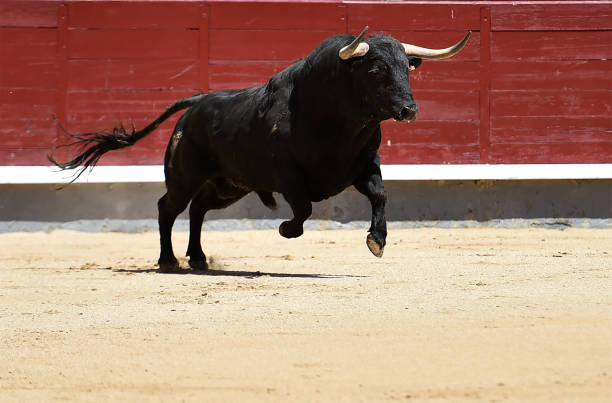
0,28,57,59
0,119,56,148
491,116,612,144
67,59,200,90
379,144,480,165
381,121,479,146
206,0,341,2
492,31,612,61
479,7,491,163
209,30,336,61
488,143,612,164
0,149,53,166
94,147,165,166
68,29,199,60
0,88,55,106
379,31,480,62
56,4,68,146
211,3,343,30
0,1,58,28
492,5,612,31
0,59,57,88
68,2,200,29
412,90,479,121
491,61,612,91
0,88,56,119
66,89,195,115
199,4,210,92
348,3,481,32
491,90,611,117
209,61,290,90
1,1,611,168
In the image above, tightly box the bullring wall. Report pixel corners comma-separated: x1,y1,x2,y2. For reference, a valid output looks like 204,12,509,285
2,0,611,167
1,1,610,224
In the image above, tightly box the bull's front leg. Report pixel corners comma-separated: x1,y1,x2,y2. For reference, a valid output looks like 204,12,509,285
354,156,387,257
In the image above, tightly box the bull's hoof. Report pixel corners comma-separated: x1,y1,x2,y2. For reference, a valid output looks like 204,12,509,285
189,259,208,271
158,260,180,273
279,221,303,239
366,233,384,258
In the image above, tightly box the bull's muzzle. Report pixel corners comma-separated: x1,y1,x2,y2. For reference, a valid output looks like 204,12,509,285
394,104,418,122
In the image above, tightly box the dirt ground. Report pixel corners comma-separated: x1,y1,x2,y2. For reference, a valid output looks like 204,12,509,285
0,227,610,402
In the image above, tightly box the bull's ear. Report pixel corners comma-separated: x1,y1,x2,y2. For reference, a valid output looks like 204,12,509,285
408,57,422,71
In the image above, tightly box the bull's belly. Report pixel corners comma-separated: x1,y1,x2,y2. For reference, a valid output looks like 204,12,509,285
304,170,362,202
211,142,372,200
215,162,359,202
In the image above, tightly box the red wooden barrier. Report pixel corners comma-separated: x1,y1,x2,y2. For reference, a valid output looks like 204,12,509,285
1,1,610,167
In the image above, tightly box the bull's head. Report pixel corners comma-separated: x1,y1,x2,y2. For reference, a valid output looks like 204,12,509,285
339,27,471,123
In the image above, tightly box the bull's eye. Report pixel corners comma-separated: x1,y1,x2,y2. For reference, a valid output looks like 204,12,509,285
368,65,388,75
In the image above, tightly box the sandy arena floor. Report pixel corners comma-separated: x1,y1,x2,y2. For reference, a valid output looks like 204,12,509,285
0,227,610,402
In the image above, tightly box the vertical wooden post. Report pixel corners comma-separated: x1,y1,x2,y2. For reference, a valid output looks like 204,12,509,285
479,7,491,163
199,4,210,93
56,4,68,144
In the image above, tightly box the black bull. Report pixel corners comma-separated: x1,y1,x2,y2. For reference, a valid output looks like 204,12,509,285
50,28,470,272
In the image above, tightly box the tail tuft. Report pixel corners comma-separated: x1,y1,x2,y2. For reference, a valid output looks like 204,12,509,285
48,117,138,181
48,92,207,183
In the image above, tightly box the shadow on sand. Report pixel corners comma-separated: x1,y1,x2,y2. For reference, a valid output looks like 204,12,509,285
112,267,368,279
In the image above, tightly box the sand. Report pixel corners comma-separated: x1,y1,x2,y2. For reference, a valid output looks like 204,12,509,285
1,227,610,402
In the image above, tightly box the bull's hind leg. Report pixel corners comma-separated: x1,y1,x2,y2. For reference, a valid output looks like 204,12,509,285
157,137,210,272
186,180,248,270
279,186,312,239
157,190,194,273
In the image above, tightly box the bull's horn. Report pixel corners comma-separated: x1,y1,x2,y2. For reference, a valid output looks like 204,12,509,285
339,26,370,60
403,31,471,60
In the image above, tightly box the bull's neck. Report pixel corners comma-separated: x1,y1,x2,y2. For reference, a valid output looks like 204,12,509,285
292,65,379,133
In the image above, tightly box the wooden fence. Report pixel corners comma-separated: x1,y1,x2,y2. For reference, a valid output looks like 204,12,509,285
1,0,610,168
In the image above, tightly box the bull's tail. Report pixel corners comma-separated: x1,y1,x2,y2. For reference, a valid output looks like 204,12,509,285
48,93,206,180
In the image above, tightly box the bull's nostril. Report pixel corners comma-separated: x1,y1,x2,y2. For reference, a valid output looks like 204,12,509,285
398,105,417,122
